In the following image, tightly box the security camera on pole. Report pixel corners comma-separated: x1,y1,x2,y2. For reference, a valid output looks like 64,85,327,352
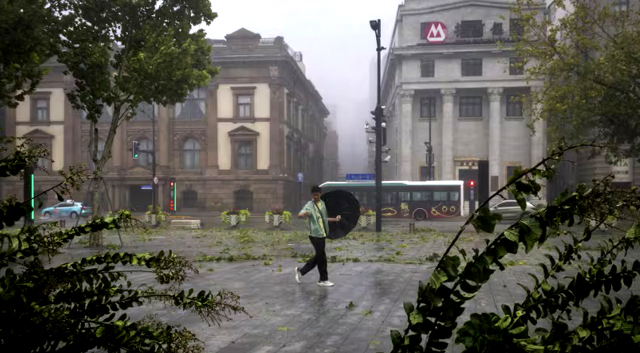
369,19,386,233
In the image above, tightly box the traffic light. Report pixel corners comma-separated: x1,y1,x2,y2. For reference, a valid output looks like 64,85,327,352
23,165,35,225
132,141,140,159
470,180,475,187
382,121,387,146
169,178,177,212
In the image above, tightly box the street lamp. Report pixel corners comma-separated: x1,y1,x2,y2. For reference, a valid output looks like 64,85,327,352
370,18,385,233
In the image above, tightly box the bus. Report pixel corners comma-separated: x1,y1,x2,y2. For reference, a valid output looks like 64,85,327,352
319,180,464,220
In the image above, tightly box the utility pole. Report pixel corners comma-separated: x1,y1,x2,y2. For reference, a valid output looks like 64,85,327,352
370,19,385,233
151,103,157,224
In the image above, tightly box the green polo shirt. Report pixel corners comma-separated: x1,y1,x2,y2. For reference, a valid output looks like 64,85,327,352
300,200,330,238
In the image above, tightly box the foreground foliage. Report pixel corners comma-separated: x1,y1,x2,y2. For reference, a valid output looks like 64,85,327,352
0,144,246,352
391,144,640,352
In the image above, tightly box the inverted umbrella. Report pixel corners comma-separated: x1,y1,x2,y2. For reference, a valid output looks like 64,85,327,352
321,190,361,240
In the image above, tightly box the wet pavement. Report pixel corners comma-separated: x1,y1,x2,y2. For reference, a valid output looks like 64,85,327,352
48,221,640,353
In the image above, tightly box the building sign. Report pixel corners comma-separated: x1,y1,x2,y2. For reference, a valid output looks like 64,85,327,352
612,158,632,183
346,174,375,181
426,22,447,44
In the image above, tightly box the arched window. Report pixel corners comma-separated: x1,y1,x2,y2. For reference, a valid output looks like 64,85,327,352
137,138,152,167
182,139,201,169
183,190,198,208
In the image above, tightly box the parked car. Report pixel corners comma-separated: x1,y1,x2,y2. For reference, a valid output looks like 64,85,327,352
489,200,535,220
41,201,92,219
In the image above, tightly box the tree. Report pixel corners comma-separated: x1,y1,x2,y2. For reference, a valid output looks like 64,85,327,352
389,143,640,352
514,0,640,158
52,0,219,246
0,141,246,352
0,0,59,107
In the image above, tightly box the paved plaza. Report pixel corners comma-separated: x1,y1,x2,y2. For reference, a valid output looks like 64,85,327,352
49,219,640,353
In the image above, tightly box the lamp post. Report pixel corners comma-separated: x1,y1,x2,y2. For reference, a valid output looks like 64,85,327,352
370,19,385,233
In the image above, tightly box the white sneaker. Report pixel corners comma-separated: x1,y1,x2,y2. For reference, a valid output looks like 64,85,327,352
294,267,302,284
317,281,334,287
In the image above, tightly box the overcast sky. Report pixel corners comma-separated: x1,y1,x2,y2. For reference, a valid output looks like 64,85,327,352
200,0,403,176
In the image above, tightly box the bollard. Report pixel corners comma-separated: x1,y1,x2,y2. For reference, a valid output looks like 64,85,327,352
409,222,415,233
59,219,66,228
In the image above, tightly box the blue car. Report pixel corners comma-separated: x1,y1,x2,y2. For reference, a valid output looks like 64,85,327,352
41,201,92,219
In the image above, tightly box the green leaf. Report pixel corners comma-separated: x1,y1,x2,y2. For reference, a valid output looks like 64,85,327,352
509,325,527,335
505,228,519,242
514,189,527,211
55,192,64,202
410,310,424,325
496,315,511,329
96,326,105,337
472,206,502,233
403,301,414,316
429,269,448,289
390,329,403,347
576,327,589,339
627,223,640,239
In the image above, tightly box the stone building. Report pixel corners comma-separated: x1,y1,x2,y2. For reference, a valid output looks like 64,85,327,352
380,0,546,206
2,28,329,213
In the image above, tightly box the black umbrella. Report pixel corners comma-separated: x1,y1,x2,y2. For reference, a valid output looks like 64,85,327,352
321,190,361,240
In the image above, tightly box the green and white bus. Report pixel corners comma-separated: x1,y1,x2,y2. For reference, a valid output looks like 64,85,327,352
319,181,464,220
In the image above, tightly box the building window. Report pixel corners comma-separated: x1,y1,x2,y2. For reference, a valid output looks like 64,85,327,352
510,19,524,38
461,59,482,77
509,57,524,75
420,59,435,78
459,20,484,38
420,22,428,39
182,139,201,169
420,97,436,118
237,95,252,118
235,141,255,170
133,102,156,121
459,96,483,118
30,93,51,122
183,190,198,208
612,0,629,11
137,138,152,167
507,95,524,117
175,87,206,120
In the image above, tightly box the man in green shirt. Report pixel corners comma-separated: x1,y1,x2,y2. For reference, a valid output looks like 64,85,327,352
295,186,341,287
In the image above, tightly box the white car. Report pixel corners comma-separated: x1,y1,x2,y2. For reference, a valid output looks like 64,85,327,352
489,200,535,220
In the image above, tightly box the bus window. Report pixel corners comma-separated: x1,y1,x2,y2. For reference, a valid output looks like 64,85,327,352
412,191,427,201
449,191,460,202
399,192,411,202
383,192,397,204
434,191,448,201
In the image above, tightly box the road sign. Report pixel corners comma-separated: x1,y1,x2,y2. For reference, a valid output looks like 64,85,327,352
346,174,375,181
297,172,304,183
426,22,447,44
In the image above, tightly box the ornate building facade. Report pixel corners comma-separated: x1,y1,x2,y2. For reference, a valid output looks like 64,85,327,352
3,28,329,213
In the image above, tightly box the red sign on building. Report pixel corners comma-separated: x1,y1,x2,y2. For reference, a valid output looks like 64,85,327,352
425,22,447,44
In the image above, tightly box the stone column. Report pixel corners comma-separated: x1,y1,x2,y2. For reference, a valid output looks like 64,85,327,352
400,90,414,180
206,83,219,175
112,120,126,170
530,86,547,202
441,89,456,180
157,104,170,172
488,88,503,193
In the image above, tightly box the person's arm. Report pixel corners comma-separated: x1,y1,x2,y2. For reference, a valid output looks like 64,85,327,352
298,203,311,218
328,215,342,222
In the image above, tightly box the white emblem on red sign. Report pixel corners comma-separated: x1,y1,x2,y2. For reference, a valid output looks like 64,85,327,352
426,22,447,43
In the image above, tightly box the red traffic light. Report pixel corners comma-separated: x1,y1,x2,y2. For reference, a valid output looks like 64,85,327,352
470,180,475,187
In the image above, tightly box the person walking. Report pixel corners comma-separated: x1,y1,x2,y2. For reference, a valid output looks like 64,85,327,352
295,185,341,287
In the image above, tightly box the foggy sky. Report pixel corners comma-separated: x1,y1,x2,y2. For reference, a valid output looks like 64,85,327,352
200,0,402,176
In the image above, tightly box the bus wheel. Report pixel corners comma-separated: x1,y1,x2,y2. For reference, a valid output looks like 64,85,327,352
414,210,427,221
